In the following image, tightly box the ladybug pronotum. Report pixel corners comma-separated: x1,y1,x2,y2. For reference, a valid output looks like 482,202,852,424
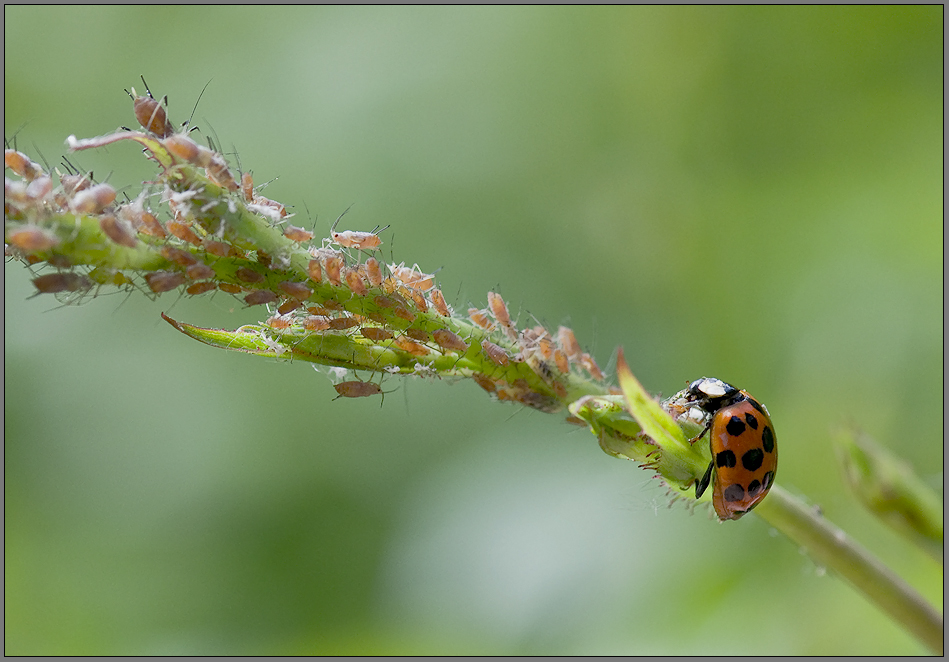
681,377,777,521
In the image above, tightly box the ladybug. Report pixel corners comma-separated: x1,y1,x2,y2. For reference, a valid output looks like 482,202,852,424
682,377,777,521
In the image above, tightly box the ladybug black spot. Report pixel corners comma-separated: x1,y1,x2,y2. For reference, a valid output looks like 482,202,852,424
723,484,745,502
744,412,759,429
748,479,762,496
762,471,775,489
742,448,764,472
725,415,746,437
716,449,737,468
762,426,775,453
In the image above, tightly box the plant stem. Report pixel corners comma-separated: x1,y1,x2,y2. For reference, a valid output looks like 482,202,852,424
753,486,943,655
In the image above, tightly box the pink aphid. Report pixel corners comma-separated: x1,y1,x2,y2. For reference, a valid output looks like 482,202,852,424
345,268,368,296
330,213,388,250
126,78,174,138
32,272,92,294
186,262,215,281
323,255,343,287
481,340,511,366
303,315,332,331
186,281,217,296
71,183,116,215
145,271,186,294
244,289,278,306
365,257,383,288
307,259,323,284
391,263,436,292
360,327,394,342
5,149,45,181
557,325,582,360
278,280,313,301
99,214,138,248
7,225,59,252
284,225,314,242
333,380,385,402
432,329,468,353
430,288,451,317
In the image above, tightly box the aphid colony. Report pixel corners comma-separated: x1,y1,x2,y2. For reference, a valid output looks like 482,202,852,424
6,79,610,412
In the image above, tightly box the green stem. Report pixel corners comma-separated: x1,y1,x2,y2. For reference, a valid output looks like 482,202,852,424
754,486,943,655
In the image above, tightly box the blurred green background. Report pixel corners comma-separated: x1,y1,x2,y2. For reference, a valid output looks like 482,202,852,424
4,6,942,655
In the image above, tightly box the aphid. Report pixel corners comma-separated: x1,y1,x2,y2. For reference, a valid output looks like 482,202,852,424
330,213,388,250
468,307,496,331
284,224,314,242
392,305,416,323
323,255,343,287
578,352,605,381
365,312,387,324
217,282,243,294
235,266,264,283
99,214,138,248
277,299,302,315
250,195,287,219
241,172,254,203
404,328,431,343
333,380,385,401
374,294,397,309
430,288,451,317
185,262,215,281
126,77,174,138
166,219,202,246
553,349,570,374
344,268,368,296
25,175,52,202
486,291,511,328
557,325,582,360
120,203,167,239
163,134,238,191
391,263,436,291
321,299,343,311
365,257,383,287
471,372,497,393
266,315,294,330
303,315,331,331
186,281,217,296
432,329,468,353
203,238,235,257
407,288,428,313
70,183,116,215
7,225,59,252
481,340,511,366
144,270,186,293
244,289,278,306
307,259,323,284
32,272,92,294
327,316,360,331
202,146,239,192
5,149,45,181
681,377,778,521
58,170,93,196
360,326,394,342
393,335,429,357
163,134,208,165
278,280,313,301
159,246,198,267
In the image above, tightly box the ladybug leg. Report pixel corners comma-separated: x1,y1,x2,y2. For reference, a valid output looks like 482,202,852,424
687,420,711,445
694,460,714,499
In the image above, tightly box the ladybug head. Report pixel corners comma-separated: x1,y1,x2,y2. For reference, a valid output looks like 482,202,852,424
687,377,742,413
